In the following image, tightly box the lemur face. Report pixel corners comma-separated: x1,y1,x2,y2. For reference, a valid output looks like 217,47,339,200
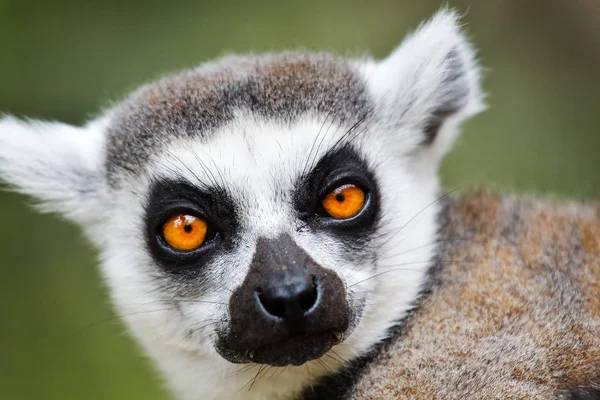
106,89,404,368
0,11,484,399
136,118,380,367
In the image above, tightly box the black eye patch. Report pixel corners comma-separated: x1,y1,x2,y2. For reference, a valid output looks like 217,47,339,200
293,144,381,240
144,178,239,277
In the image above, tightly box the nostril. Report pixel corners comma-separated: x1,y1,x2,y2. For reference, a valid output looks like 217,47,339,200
256,275,319,319
298,276,318,312
257,290,287,318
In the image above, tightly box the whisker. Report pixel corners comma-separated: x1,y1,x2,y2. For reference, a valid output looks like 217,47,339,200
259,366,273,383
379,187,461,248
307,111,339,173
347,259,479,288
330,96,388,153
176,319,223,346
171,151,213,189
275,365,289,378
268,366,282,379
329,110,370,152
181,146,219,189
317,359,333,375
306,363,314,392
134,299,228,307
69,308,173,337
229,363,258,377
329,349,348,365
302,110,334,177
378,238,471,261
247,364,267,392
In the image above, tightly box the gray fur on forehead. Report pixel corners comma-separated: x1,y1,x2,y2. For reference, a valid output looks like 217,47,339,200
105,52,372,184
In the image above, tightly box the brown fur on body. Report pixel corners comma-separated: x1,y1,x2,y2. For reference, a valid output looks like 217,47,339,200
334,191,600,399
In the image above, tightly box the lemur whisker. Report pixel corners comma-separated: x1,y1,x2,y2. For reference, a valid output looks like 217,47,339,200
177,320,223,346
324,353,339,364
302,109,334,178
378,238,471,261
311,95,347,170
182,318,224,330
328,109,370,153
329,349,349,365
339,104,382,147
172,151,214,189
275,365,289,378
136,299,228,306
246,364,267,392
317,358,333,374
306,363,314,392
153,160,191,185
329,97,386,153
236,364,262,392
187,146,220,189
260,365,274,384
347,259,480,288
307,108,339,173
187,145,220,188
378,187,462,248
69,308,173,336
268,365,282,379
229,363,258,377
207,150,232,193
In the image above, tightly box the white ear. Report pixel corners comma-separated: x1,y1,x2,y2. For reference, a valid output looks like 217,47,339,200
364,9,485,160
0,115,108,223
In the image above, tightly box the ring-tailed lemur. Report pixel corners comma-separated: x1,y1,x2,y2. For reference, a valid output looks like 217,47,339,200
1,9,598,400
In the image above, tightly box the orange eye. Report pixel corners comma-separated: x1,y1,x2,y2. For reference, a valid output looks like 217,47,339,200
322,184,366,219
162,214,208,251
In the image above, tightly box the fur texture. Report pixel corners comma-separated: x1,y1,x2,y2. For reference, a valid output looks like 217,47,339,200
306,191,600,399
0,10,539,400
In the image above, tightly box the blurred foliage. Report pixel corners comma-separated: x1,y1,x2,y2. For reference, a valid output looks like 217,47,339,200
0,0,598,399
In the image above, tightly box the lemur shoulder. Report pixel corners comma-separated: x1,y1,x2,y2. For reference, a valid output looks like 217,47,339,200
0,9,598,400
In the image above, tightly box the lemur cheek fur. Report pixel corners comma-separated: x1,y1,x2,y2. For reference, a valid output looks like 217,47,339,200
217,235,353,366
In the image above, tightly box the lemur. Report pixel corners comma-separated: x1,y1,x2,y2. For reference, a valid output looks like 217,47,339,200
1,10,598,400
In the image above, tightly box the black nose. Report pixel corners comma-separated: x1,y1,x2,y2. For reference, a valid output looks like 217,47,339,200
222,235,351,366
257,275,319,322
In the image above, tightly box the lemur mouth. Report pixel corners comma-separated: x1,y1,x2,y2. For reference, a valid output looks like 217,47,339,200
217,330,345,366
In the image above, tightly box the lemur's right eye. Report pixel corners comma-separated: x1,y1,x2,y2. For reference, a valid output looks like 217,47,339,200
162,214,208,252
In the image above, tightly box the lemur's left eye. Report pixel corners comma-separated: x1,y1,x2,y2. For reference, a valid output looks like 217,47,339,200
162,214,208,252
322,184,366,219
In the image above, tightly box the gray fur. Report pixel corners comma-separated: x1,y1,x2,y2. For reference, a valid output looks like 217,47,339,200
105,52,371,185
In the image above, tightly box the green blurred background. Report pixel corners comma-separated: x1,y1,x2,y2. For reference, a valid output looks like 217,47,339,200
0,0,598,398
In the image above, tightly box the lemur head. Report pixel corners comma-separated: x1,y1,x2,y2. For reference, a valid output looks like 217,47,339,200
0,10,483,400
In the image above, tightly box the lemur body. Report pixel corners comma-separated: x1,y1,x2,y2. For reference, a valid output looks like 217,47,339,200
0,10,597,400
304,192,600,399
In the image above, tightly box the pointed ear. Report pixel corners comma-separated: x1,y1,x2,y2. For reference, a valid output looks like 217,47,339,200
0,115,108,223
363,10,485,160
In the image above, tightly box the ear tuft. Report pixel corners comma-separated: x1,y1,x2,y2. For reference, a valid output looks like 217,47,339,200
0,116,107,223
363,9,485,159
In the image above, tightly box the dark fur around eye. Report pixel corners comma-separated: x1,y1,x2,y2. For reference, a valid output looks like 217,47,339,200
144,178,239,275
293,144,381,240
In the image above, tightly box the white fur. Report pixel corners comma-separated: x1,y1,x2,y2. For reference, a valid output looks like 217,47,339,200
359,10,484,161
0,10,483,400
0,115,110,224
